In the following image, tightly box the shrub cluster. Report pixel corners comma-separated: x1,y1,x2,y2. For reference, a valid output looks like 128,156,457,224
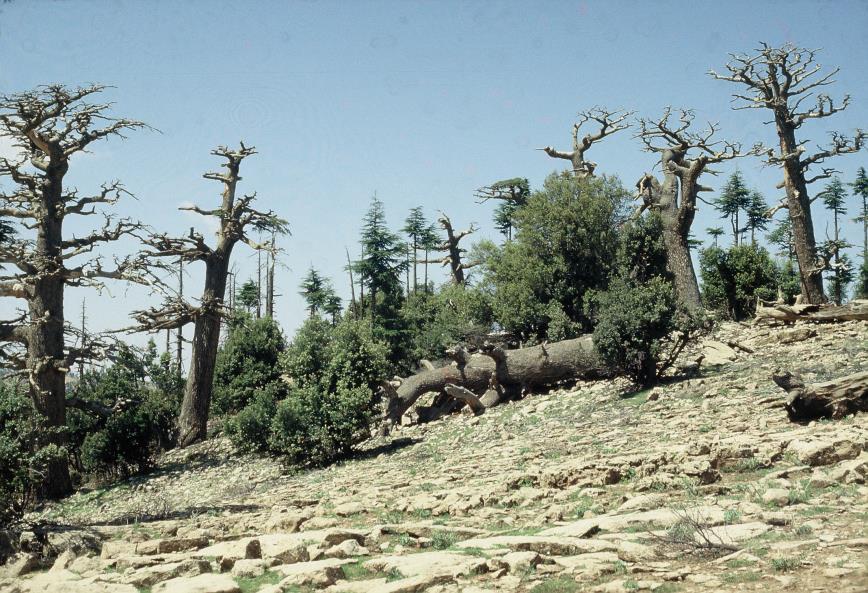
222,316,389,466
699,244,780,320
67,344,180,479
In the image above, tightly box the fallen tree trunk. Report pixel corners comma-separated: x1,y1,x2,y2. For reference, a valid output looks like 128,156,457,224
755,300,868,324
384,335,602,425
772,369,868,421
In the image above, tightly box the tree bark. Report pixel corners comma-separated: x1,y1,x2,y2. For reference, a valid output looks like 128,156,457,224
777,121,826,304
177,250,231,447
772,369,868,421
384,336,601,425
27,144,71,497
754,299,868,324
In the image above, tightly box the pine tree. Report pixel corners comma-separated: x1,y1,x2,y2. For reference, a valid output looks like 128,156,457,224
852,167,868,298
401,207,430,293
706,227,724,247
818,177,851,303
745,190,769,245
716,171,751,245
356,196,410,368
237,280,260,315
299,267,328,316
357,197,407,320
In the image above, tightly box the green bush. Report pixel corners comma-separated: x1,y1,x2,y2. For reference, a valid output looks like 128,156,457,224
226,318,389,467
268,384,374,465
67,343,179,480
213,315,287,415
478,173,630,341
700,244,778,320
400,284,493,365
588,276,685,387
223,386,279,451
0,380,65,526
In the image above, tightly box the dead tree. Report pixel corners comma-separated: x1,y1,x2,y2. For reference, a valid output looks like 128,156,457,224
0,85,152,497
773,369,868,421
636,108,754,309
134,143,287,447
541,107,631,178
383,336,604,426
755,298,868,324
710,43,866,304
475,177,530,240
423,213,478,285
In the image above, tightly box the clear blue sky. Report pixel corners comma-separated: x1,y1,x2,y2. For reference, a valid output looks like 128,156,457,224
1,1,867,355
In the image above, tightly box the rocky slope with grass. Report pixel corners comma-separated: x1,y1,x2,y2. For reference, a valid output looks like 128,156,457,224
2,320,867,593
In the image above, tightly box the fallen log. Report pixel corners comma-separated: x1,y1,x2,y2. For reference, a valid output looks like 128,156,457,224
772,369,868,421
384,335,602,425
755,299,868,324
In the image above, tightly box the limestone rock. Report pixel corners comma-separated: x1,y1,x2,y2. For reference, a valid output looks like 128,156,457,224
153,573,240,593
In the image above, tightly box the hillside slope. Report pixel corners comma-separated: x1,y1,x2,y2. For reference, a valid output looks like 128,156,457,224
3,321,867,593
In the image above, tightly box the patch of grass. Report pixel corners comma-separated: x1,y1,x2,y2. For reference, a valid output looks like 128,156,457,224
723,508,741,524
624,580,640,590
726,557,756,569
723,457,763,473
619,389,649,407
532,576,581,592
378,509,405,524
431,530,458,550
341,561,374,581
797,504,834,517
771,555,802,572
698,424,713,433
722,570,761,584
620,467,637,482
237,571,282,593
794,524,813,536
788,481,814,505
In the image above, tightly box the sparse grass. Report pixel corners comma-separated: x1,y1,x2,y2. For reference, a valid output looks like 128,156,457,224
722,570,761,584
771,555,802,572
619,389,649,407
723,508,741,524
794,524,813,536
237,571,282,593
723,457,763,473
431,530,458,550
531,576,581,592
725,557,756,569
797,504,834,517
788,480,814,505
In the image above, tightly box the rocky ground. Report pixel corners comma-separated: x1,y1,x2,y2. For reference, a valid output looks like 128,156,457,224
2,320,867,593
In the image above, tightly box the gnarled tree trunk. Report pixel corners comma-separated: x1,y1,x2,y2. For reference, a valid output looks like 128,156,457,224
384,336,602,425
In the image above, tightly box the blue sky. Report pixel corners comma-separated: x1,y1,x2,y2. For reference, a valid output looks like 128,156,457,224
1,0,867,355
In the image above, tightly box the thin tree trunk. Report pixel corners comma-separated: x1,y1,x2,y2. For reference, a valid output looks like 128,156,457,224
266,235,275,318
345,247,356,314
177,258,183,372
412,238,418,293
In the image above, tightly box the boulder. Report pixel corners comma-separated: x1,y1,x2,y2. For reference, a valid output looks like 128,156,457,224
786,438,861,467
153,573,241,593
